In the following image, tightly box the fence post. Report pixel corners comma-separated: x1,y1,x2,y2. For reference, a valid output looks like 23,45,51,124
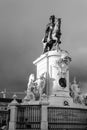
40,95,49,130
8,99,19,130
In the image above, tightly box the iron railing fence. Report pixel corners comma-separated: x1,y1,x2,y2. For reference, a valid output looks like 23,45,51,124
0,109,10,130
48,107,87,130
16,105,41,130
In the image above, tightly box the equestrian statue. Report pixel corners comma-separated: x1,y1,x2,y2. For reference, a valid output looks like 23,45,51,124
42,15,62,53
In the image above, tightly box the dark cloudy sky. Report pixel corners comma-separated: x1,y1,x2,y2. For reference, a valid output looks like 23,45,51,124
0,0,87,97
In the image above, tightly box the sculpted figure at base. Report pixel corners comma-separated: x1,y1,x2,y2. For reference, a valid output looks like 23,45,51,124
42,15,62,53
35,72,46,99
27,74,35,100
70,77,87,105
27,74,35,90
70,77,81,103
27,73,46,101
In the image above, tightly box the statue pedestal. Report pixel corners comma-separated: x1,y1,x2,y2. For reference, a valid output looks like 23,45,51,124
33,50,71,105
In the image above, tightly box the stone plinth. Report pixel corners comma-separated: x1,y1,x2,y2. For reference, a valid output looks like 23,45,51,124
33,50,71,98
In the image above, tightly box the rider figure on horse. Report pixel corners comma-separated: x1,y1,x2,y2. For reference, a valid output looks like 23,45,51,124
43,15,55,43
42,15,61,53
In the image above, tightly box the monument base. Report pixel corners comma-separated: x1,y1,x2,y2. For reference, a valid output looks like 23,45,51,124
48,94,73,106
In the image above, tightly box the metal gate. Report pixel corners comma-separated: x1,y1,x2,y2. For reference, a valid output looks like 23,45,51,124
0,109,10,130
48,107,87,130
16,105,41,130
